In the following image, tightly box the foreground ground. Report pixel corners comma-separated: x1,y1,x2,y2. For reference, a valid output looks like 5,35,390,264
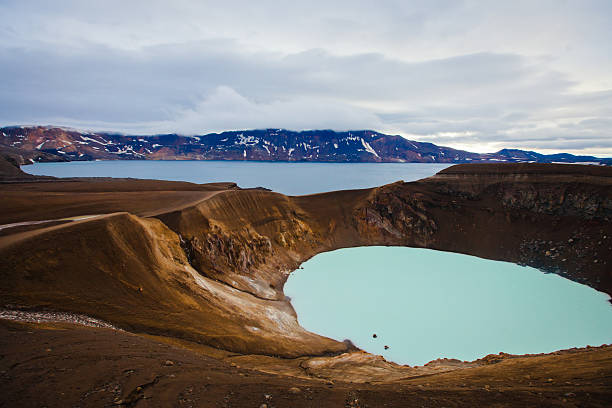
2,320,611,407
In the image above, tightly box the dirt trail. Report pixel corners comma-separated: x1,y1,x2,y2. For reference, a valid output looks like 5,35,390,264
0,188,225,233
0,214,101,232
0,178,237,224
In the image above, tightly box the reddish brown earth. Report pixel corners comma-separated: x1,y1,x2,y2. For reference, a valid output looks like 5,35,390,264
2,320,611,408
0,157,611,407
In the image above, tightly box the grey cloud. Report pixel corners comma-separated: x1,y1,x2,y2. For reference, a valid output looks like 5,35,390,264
0,1,610,155
0,45,575,119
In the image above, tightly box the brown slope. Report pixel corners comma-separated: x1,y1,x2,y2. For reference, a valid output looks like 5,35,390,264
155,187,374,300
0,156,24,177
0,155,50,182
0,212,346,358
0,144,66,168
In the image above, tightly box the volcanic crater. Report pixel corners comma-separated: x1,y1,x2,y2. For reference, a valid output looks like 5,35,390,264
1,158,611,407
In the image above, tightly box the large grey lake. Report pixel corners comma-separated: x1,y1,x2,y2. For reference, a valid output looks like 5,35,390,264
24,161,612,365
23,160,451,196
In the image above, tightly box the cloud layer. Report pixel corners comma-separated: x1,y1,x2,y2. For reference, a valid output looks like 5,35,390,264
1,1,611,155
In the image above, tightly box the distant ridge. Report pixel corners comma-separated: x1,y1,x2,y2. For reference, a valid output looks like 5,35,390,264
1,125,609,165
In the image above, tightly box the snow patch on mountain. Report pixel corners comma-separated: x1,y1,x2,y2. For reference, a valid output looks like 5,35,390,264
361,138,379,157
236,134,258,146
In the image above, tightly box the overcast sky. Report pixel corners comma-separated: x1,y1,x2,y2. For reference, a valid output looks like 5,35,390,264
1,1,611,155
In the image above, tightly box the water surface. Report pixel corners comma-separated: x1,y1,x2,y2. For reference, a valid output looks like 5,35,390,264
284,247,612,366
23,161,450,196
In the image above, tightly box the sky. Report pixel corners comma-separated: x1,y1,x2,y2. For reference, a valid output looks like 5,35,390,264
1,1,611,155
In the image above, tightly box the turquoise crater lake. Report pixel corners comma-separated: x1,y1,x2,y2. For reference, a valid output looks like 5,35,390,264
284,247,612,366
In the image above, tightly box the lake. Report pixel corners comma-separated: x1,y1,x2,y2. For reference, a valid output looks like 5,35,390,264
24,160,612,365
285,247,612,366
23,160,451,196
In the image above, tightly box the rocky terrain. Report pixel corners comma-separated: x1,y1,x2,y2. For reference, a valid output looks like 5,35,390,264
1,158,611,406
2,125,610,165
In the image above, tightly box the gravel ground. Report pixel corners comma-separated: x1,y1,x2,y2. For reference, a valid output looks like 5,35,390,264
0,309,118,329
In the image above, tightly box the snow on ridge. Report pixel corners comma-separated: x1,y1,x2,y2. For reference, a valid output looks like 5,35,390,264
235,134,258,146
109,145,144,156
80,135,112,145
361,138,379,157
551,161,602,165
342,135,360,142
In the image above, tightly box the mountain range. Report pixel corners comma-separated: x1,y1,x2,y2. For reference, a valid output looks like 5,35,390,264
1,125,609,165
